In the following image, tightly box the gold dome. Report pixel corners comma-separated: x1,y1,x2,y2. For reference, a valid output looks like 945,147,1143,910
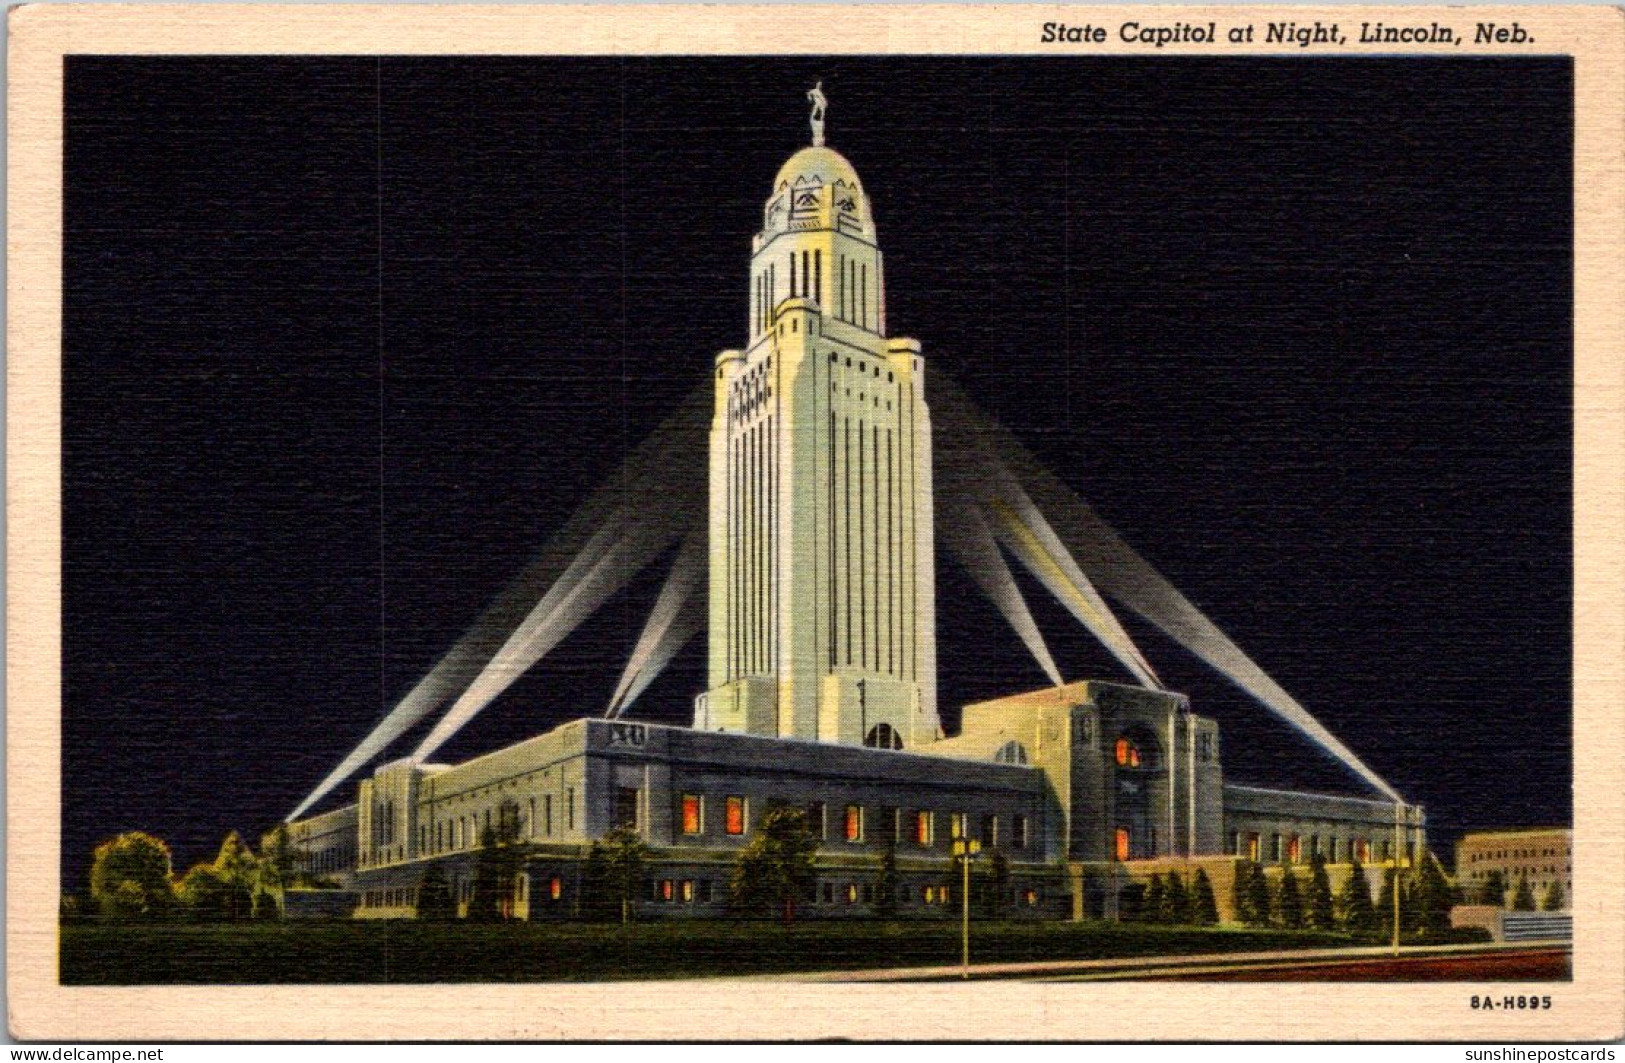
773,146,862,191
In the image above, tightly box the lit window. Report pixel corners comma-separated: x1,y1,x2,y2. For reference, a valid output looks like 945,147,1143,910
1356,838,1371,862
914,810,933,845
950,813,966,840
681,794,702,835
726,796,746,835
923,886,935,904
1114,736,1142,768
682,880,695,903
549,877,562,901
1287,835,1302,863
845,884,859,904
1024,889,1039,907
1115,827,1131,861
660,880,675,902
844,805,864,842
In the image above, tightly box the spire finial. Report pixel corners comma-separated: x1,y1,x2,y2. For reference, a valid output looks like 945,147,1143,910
807,81,827,147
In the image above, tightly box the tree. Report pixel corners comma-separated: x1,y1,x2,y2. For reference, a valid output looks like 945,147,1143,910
1542,880,1566,912
1191,868,1219,926
1231,861,1253,925
416,862,456,921
105,880,153,921
1163,871,1192,925
728,806,817,923
1276,866,1305,929
1338,857,1378,933
983,849,1010,919
260,824,301,895
1306,853,1337,931
90,832,174,920
176,864,236,921
251,890,279,921
1231,861,1274,927
602,826,648,925
1512,875,1537,912
875,841,900,918
1244,863,1273,928
1117,881,1147,923
1376,866,1401,935
580,839,615,922
1142,874,1165,924
1478,869,1509,908
1411,852,1455,935
468,800,529,922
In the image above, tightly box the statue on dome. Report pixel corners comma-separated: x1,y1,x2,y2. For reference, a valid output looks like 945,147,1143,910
807,81,827,147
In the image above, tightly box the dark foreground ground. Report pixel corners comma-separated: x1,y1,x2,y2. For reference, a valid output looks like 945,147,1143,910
62,919,1364,984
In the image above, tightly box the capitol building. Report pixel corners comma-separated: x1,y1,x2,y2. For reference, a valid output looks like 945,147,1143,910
279,93,1421,922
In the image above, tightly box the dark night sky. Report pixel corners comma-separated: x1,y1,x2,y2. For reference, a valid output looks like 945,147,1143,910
62,57,1571,889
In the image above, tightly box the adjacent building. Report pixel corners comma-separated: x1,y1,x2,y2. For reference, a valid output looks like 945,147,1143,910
1455,827,1571,907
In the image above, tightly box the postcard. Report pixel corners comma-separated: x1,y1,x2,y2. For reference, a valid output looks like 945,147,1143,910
7,3,1622,1042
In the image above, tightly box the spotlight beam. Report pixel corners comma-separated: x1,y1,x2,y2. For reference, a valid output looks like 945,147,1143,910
287,386,709,820
412,500,691,761
938,500,1064,687
607,529,705,718
931,374,1400,801
987,494,1162,689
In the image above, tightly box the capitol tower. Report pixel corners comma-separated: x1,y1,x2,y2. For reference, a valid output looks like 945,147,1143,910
695,86,940,748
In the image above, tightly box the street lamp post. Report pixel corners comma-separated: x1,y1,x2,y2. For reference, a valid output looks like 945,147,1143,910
1391,801,1404,957
953,837,981,979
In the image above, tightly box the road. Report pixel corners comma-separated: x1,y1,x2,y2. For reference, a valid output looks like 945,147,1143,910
1042,945,1571,982
781,941,1571,983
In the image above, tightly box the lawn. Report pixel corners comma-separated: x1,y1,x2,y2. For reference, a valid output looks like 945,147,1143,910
60,919,1355,983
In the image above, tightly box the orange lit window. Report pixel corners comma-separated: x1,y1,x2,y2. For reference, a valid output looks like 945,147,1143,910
681,795,702,835
1115,827,1131,861
660,879,674,902
1024,889,1039,907
1114,737,1142,768
1247,833,1261,861
725,796,746,835
844,805,863,842
915,811,933,845
1356,838,1371,862
1287,835,1302,863
549,877,562,901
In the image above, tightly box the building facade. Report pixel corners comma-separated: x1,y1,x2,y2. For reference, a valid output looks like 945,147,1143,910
278,103,1419,923
696,138,939,749
1455,827,1571,906
282,681,1418,921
